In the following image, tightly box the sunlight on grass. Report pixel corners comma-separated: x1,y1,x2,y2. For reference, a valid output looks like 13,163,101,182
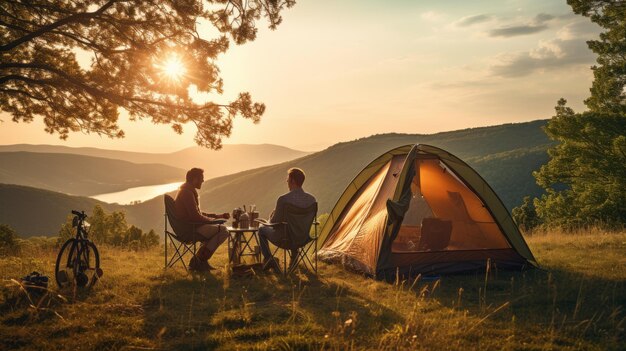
1,231,624,350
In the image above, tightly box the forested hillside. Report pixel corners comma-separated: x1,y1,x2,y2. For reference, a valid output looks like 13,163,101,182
126,120,553,232
0,120,553,235
0,152,185,196
0,184,120,236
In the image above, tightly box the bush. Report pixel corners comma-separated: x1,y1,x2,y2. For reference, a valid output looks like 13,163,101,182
0,224,19,255
57,214,75,245
512,197,541,232
122,226,160,251
18,236,58,253
57,206,159,251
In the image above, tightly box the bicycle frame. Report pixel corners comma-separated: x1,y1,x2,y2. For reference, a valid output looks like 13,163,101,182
56,210,101,288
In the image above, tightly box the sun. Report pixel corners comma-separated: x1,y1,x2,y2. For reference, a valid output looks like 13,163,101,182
158,54,187,82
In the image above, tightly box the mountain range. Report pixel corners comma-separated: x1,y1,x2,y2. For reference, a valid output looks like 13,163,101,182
0,120,554,237
0,152,185,196
126,119,553,232
0,144,310,181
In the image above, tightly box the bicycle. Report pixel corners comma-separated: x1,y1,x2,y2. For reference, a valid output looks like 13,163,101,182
55,210,102,288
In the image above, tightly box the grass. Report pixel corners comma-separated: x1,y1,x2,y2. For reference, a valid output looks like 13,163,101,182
0,231,624,350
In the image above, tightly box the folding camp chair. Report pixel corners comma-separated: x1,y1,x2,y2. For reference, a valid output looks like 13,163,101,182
163,194,208,272
257,202,319,275
290,217,320,274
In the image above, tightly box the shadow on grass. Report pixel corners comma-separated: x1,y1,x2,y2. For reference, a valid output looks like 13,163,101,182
142,268,402,350
416,265,625,349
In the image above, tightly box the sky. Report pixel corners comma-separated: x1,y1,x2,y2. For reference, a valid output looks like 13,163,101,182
0,0,601,152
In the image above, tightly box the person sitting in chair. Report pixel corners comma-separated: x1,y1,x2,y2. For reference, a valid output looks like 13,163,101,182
258,168,317,271
175,167,230,272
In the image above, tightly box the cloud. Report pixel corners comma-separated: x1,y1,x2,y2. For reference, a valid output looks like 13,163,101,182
491,38,595,77
487,12,556,38
534,13,555,23
455,14,491,27
420,11,445,22
489,24,549,37
556,19,602,40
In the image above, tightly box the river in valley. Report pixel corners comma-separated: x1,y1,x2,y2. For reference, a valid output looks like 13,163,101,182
90,181,183,205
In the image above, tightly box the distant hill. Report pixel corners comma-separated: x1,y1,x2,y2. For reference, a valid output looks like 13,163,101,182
0,144,311,180
1,120,554,236
466,146,549,209
0,152,185,196
125,120,554,232
0,184,121,236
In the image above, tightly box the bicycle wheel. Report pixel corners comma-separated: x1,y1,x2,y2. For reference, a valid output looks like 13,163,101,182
55,239,101,288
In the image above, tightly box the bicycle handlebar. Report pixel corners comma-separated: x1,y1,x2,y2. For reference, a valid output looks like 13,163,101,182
72,210,87,219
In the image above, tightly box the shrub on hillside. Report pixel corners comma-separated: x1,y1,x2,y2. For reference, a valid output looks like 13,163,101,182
122,226,160,251
0,224,20,255
57,206,159,250
18,236,58,253
512,197,541,232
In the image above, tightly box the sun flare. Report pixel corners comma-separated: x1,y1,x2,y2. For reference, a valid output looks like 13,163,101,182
159,54,186,82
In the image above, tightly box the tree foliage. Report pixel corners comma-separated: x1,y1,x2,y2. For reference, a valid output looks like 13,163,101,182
531,0,626,229
0,223,19,254
512,196,540,231
568,0,626,114
58,205,159,249
0,0,295,148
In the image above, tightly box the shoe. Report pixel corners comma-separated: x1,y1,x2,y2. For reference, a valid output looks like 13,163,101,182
189,256,210,272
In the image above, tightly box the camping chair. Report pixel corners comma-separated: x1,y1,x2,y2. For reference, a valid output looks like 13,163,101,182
163,194,209,272
257,202,319,275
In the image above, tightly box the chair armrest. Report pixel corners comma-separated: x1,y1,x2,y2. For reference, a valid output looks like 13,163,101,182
256,218,286,227
206,219,227,225
189,219,226,227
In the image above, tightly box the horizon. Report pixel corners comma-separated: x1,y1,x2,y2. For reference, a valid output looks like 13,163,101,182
0,118,548,154
0,1,599,152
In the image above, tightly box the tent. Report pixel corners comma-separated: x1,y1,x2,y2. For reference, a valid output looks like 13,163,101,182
318,144,538,278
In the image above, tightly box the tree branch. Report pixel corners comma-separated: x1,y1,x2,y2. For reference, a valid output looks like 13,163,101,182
0,0,117,52
1,62,234,112
0,87,46,101
0,74,50,86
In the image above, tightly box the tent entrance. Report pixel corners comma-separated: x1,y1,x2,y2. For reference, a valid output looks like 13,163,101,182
392,158,511,253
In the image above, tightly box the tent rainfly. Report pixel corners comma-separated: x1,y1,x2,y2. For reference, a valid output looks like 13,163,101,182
318,144,538,278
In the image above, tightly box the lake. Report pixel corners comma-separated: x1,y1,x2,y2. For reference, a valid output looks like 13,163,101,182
91,182,183,205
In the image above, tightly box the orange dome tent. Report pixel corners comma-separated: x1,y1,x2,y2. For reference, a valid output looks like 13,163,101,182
318,144,538,278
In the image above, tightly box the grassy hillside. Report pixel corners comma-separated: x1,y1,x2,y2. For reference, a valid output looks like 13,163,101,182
127,120,553,232
0,144,310,180
0,152,185,196
0,231,623,350
0,184,121,237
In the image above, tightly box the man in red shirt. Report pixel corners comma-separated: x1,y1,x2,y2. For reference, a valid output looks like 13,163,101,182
175,168,230,271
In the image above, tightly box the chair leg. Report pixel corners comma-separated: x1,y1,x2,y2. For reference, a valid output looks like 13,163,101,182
283,247,287,276
288,239,318,275
164,234,197,272
313,236,317,275
269,244,318,276
164,215,168,269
